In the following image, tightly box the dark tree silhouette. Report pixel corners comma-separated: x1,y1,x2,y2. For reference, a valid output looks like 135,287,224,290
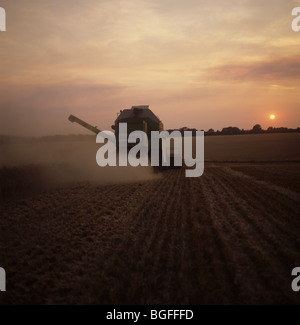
252,124,263,133
221,126,241,135
207,128,215,134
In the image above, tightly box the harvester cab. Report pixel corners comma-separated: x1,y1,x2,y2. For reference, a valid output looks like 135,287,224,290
112,105,163,151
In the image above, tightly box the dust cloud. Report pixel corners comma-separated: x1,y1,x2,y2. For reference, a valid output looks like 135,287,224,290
0,138,159,198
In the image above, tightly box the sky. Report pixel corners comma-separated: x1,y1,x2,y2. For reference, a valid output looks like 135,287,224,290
0,0,300,136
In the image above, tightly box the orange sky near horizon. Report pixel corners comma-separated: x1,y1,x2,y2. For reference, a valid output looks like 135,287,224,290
0,0,300,136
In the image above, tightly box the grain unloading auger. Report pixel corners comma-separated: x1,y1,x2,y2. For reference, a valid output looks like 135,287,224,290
68,114,100,135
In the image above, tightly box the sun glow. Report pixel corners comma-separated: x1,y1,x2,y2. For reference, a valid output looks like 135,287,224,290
269,114,276,120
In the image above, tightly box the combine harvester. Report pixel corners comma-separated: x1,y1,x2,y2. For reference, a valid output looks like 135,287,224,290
68,105,180,168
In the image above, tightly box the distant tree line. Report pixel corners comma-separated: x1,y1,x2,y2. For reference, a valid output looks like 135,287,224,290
1,124,299,145
0,134,95,144
167,125,300,136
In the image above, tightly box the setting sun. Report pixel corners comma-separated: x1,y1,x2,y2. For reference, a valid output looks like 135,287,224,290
269,114,276,120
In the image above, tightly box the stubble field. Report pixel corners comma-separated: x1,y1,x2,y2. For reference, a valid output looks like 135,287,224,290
0,133,300,304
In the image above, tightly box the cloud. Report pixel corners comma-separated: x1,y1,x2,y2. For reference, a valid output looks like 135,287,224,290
0,81,128,136
268,84,297,90
207,56,300,82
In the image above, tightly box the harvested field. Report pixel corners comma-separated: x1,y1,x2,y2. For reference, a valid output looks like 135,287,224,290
1,161,300,304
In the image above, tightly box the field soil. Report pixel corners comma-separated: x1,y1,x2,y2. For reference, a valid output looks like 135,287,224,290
1,160,300,304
